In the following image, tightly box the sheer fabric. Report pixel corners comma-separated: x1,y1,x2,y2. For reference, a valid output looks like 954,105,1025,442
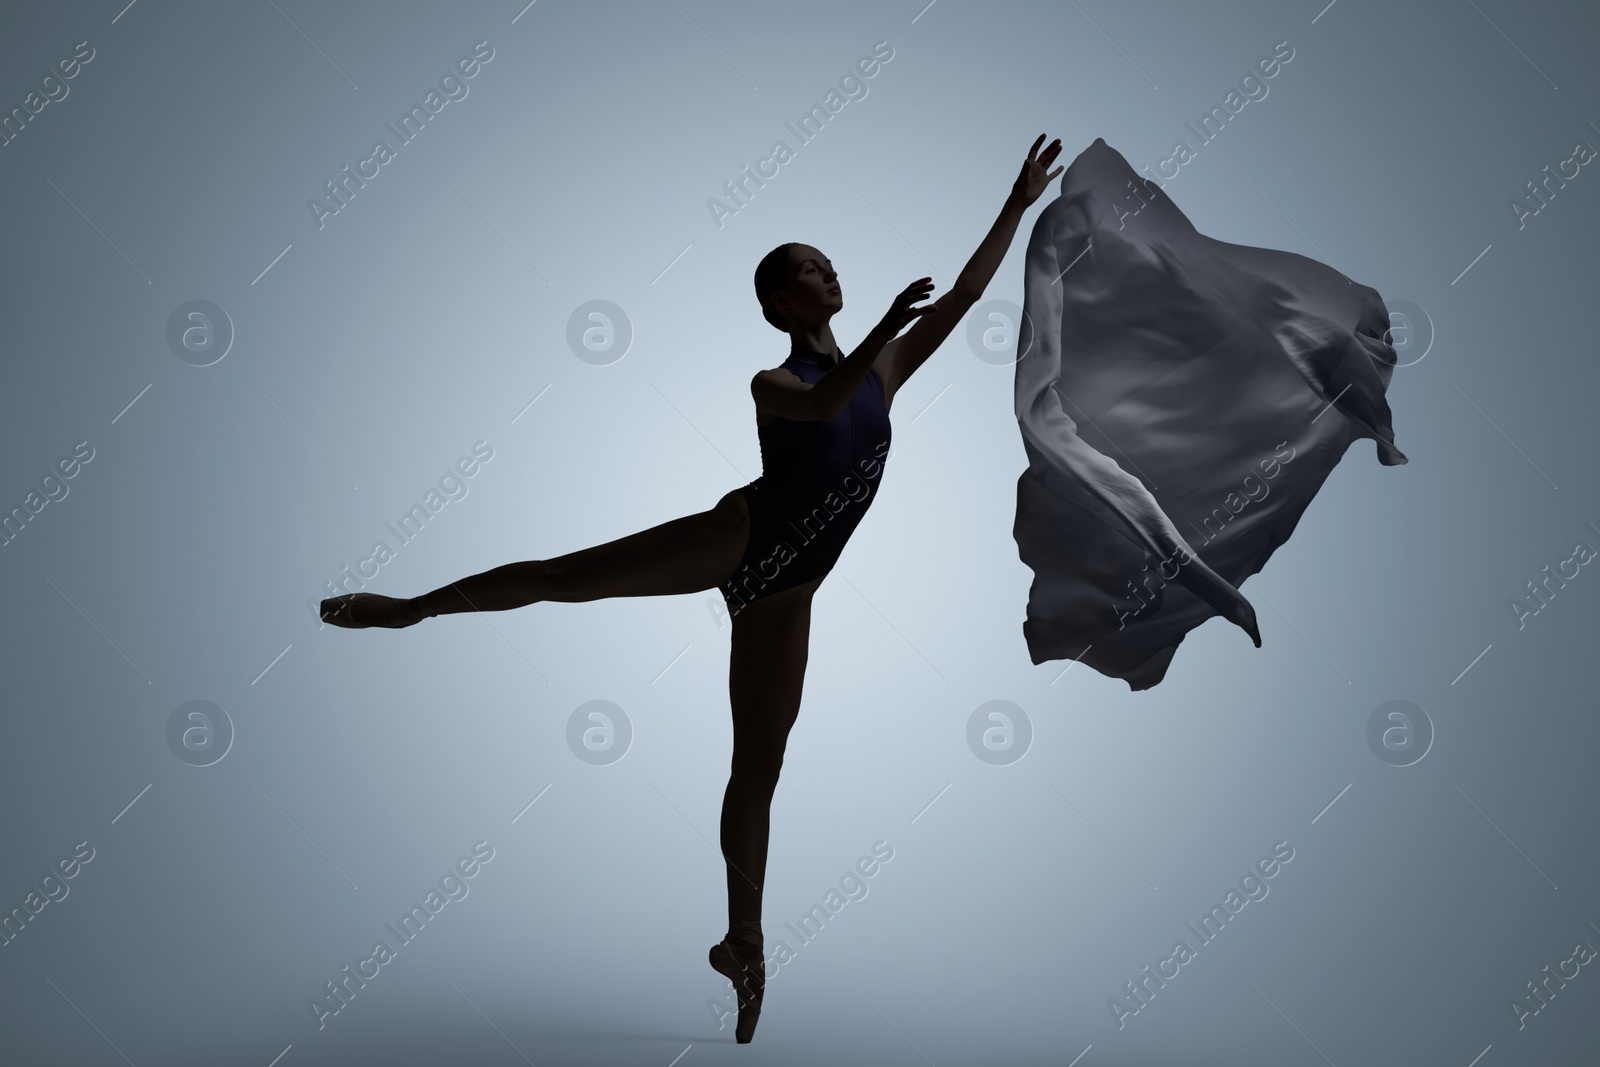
1013,138,1406,689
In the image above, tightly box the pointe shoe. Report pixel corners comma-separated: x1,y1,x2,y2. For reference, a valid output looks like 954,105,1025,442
320,593,425,629
709,936,765,1043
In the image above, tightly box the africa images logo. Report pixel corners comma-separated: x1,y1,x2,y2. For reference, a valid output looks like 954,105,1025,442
308,841,495,1030
307,41,495,230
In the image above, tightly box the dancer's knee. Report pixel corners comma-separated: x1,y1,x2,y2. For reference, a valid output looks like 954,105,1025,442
529,556,573,600
729,751,785,793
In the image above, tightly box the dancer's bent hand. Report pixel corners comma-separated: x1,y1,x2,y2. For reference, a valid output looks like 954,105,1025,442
321,593,426,629
874,277,937,337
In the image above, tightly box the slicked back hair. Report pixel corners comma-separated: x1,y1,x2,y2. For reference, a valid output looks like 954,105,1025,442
754,242,801,333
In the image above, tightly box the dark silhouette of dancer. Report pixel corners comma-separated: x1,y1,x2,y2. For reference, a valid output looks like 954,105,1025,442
320,133,1064,1042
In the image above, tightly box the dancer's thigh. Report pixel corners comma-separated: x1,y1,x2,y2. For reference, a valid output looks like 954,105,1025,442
726,576,819,760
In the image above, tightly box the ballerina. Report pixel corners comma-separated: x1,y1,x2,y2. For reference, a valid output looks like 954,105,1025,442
319,133,1065,1043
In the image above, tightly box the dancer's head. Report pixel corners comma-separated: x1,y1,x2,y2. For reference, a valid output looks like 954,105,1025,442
754,243,842,334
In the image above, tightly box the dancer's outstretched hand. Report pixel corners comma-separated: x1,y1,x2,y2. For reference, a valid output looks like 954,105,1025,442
1011,133,1065,208
874,277,937,337
321,593,426,629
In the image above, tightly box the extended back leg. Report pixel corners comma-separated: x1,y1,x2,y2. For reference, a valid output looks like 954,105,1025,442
413,490,750,616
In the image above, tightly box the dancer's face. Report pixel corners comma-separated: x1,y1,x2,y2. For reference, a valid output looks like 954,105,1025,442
773,245,841,328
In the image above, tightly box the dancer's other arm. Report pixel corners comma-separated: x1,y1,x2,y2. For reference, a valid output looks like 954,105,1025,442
753,277,936,420
879,133,1064,398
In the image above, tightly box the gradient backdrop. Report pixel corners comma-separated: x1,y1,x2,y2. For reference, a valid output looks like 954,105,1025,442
2,1,1598,1065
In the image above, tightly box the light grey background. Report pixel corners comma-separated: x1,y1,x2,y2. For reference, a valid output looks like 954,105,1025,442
2,1,1597,1065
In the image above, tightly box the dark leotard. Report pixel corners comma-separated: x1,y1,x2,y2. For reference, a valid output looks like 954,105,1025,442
719,346,893,608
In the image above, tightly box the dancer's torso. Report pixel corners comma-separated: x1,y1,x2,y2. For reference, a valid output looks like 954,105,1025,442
752,346,892,501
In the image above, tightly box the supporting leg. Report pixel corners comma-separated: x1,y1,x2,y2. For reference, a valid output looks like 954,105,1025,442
720,577,817,925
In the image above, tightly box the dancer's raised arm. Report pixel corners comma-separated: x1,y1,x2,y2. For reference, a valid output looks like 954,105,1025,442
880,133,1063,398
752,275,935,420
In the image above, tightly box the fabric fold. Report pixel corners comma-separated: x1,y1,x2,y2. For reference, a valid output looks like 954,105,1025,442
1013,137,1405,690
